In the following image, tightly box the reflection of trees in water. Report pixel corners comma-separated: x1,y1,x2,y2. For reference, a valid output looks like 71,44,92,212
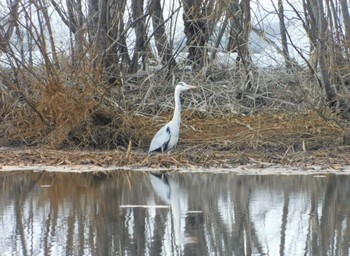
184,174,265,255
178,174,350,256
1,172,350,255
0,171,150,255
319,176,350,256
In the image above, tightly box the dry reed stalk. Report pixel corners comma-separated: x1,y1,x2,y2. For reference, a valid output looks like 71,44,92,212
1,59,348,154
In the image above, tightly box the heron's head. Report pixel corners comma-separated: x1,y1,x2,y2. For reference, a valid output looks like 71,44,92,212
176,81,196,91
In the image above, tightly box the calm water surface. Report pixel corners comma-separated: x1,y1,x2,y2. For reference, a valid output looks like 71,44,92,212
1,171,350,256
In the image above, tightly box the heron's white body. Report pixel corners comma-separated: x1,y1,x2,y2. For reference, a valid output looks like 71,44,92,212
148,119,180,153
148,82,195,154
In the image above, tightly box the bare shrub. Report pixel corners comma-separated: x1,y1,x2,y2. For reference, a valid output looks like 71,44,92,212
0,57,146,148
1,0,350,150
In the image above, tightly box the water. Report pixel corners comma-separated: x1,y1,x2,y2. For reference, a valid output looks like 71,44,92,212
1,171,350,256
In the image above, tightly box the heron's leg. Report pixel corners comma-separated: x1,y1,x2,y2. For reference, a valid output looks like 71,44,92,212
167,149,175,156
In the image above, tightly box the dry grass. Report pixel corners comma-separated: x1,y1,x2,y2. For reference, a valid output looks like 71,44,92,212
1,62,349,168
0,111,349,168
187,112,343,150
0,62,144,149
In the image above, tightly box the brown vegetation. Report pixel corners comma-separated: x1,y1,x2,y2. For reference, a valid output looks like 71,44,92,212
1,88,349,168
0,59,349,168
1,0,350,168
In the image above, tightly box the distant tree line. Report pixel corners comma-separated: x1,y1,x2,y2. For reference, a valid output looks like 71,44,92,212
1,0,350,113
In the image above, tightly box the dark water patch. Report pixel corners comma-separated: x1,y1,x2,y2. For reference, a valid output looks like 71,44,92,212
1,171,350,255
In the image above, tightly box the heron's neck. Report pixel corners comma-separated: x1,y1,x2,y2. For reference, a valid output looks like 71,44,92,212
172,88,181,125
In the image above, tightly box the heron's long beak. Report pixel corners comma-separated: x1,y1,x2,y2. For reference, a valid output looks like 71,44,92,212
187,84,197,89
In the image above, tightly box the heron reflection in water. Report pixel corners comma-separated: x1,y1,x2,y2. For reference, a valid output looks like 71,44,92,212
149,173,187,247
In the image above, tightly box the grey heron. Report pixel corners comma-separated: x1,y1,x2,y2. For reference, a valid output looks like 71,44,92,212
148,81,196,154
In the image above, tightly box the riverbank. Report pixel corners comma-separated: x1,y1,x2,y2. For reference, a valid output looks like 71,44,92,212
1,149,350,174
2,109,350,173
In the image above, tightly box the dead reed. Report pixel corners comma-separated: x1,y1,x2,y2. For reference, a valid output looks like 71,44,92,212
0,61,348,160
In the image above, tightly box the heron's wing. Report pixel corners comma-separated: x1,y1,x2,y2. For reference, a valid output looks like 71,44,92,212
149,124,171,153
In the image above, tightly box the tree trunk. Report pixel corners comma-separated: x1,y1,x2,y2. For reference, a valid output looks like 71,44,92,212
303,0,318,48
183,0,211,70
66,0,85,57
129,0,147,73
303,0,319,73
316,0,336,106
227,0,239,52
87,0,99,45
149,0,175,67
0,0,19,51
40,0,60,69
114,0,130,67
239,0,251,73
227,0,252,90
278,0,291,69
340,0,350,57
103,0,128,73
87,0,109,67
